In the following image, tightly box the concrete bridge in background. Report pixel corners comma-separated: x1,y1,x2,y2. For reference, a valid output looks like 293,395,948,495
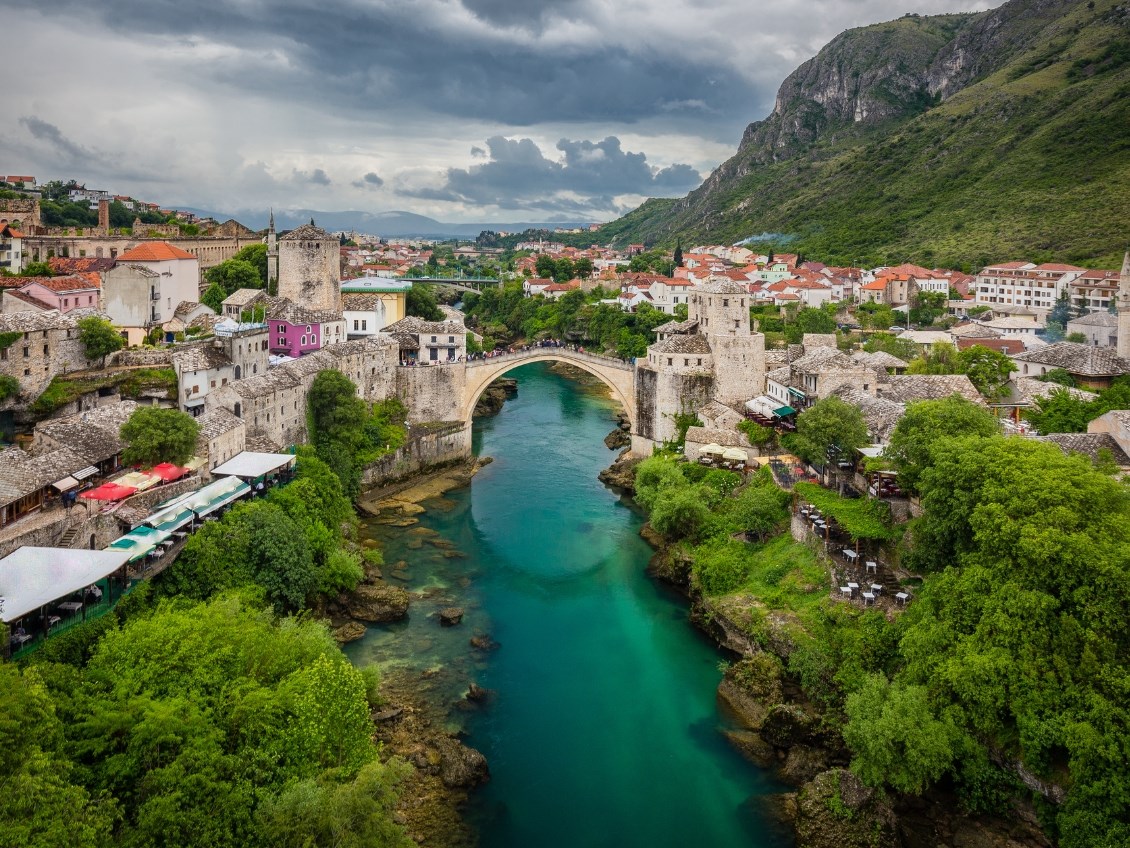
402,277,500,294
463,348,635,426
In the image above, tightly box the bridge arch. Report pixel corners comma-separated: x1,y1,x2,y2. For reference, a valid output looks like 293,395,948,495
462,349,636,427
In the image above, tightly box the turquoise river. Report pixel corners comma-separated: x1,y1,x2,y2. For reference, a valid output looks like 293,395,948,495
347,363,791,847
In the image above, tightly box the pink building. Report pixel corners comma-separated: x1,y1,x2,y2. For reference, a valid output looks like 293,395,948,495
17,274,100,313
266,298,345,357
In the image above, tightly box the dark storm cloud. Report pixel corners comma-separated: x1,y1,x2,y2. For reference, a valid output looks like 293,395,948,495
294,168,331,185
352,172,384,189
461,0,582,29
398,135,701,213
19,116,101,165
24,0,751,132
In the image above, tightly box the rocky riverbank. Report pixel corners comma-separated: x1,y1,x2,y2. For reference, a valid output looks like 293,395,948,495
617,462,1052,848
473,377,518,417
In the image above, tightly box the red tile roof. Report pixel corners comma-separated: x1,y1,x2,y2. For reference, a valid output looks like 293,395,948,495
21,274,99,293
116,242,196,261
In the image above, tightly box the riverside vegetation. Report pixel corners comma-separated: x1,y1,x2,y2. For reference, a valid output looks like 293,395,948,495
0,369,440,847
631,394,1130,847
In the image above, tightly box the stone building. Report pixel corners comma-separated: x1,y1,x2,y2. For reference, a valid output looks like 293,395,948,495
342,278,410,336
1117,252,1130,361
1012,341,1130,391
171,321,269,415
277,222,341,313
632,278,766,451
195,407,246,470
382,316,467,364
1066,311,1118,349
102,242,201,344
204,335,399,449
265,298,346,358
0,310,96,400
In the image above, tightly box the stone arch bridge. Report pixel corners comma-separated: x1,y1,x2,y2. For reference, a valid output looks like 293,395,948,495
462,348,635,425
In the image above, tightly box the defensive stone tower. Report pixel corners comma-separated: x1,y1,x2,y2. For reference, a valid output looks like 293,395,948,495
689,277,766,404
266,209,278,292
1118,251,1130,361
278,220,340,313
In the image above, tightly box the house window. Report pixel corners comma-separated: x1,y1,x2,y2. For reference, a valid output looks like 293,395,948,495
353,320,359,331
23,368,29,376
210,380,216,388
306,325,312,332
43,345,48,355
63,299,68,307
667,358,673,366
301,335,307,345
192,385,199,394
22,347,28,358
684,358,689,366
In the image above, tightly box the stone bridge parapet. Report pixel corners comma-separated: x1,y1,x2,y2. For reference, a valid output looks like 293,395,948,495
463,347,635,425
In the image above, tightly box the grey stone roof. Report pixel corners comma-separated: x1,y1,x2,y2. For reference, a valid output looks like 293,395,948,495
852,350,909,370
196,407,243,441
1041,433,1130,467
382,316,465,336
829,386,906,442
280,222,332,241
1067,311,1119,327
172,344,230,374
697,278,748,295
342,292,384,310
266,297,342,325
684,426,746,448
222,288,267,308
950,322,1003,339
1012,342,1130,377
654,318,698,335
763,348,790,367
649,334,712,355
878,374,985,405
225,369,301,400
388,332,419,350
791,347,853,373
0,445,91,505
767,365,791,384
0,310,76,332
244,428,283,452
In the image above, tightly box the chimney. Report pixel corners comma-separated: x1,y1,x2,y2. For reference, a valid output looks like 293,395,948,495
98,198,110,232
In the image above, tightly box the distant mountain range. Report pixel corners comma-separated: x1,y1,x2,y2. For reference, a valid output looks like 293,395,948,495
599,0,1130,270
183,208,597,240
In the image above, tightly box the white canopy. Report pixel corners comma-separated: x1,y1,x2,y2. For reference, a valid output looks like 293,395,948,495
700,443,725,456
722,448,748,462
211,451,296,480
0,547,131,623
858,445,886,458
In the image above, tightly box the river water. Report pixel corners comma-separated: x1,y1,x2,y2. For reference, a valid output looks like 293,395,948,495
347,362,790,847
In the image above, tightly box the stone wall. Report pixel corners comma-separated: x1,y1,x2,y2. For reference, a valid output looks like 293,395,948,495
396,364,464,423
0,197,41,229
112,349,175,368
279,237,339,312
0,323,95,402
360,421,471,487
0,511,122,559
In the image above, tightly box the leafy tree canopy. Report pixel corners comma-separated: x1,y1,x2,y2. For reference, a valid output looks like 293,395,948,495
76,315,125,364
120,406,200,466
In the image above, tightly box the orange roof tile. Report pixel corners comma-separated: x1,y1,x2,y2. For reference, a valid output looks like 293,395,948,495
116,242,196,261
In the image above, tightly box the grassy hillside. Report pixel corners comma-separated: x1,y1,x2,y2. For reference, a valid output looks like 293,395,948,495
604,0,1130,270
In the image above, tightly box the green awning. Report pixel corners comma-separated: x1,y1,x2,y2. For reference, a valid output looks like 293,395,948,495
787,387,806,398
773,406,796,417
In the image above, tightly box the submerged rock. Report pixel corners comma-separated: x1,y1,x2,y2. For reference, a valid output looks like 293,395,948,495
439,607,465,626
604,427,630,449
470,633,500,651
432,736,490,789
795,769,898,848
331,621,367,643
466,683,495,704
347,583,410,622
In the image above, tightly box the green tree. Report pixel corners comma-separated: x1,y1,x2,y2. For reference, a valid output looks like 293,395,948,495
76,315,124,366
231,243,268,287
843,673,962,794
20,261,55,277
1026,387,1095,434
730,485,788,540
0,374,19,401
885,396,998,493
957,344,1015,400
202,281,227,313
204,259,262,296
405,283,443,321
534,254,556,279
574,257,593,278
907,341,960,375
788,396,868,467
1066,331,1087,343
785,305,837,342
120,406,200,466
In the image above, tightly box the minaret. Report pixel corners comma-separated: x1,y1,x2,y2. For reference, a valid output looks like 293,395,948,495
1118,250,1130,360
266,208,278,294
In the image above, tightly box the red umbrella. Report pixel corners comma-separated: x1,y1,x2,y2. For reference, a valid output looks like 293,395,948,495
79,482,138,501
150,462,188,482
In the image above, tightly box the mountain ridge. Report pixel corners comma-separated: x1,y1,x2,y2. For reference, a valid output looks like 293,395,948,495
600,0,1130,269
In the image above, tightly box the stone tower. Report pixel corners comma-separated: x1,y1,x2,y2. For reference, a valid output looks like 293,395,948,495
689,277,766,404
266,209,278,292
278,220,340,313
97,198,110,234
1118,251,1130,361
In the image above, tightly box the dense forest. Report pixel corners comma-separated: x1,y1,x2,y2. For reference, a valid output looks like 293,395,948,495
633,396,1130,846
1,372,414,847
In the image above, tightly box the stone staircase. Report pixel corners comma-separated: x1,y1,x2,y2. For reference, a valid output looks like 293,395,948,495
57,525,80,548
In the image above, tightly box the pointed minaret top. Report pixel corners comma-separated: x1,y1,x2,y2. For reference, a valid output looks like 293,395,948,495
1122,249,1130,280
269,207,274,229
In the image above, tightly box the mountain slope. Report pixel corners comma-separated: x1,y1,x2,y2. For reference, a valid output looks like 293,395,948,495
603,0,1130,269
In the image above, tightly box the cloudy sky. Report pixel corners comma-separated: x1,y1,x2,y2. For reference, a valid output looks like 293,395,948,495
1,0,993,223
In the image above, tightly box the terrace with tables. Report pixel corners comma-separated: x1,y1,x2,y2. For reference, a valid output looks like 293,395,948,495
3,450,293,658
